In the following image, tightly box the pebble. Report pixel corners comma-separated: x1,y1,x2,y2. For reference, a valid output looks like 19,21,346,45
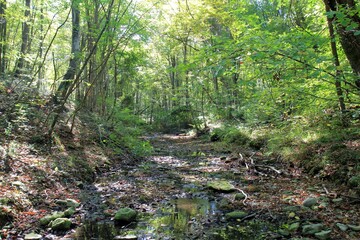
302,197,317,208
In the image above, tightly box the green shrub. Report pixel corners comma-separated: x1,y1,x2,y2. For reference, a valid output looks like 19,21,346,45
103,108,153,158
209,126,250,146
152,106,201,133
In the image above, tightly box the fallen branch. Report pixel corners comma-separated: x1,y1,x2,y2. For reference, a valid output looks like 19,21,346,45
239,212,257,222
255,165,282,175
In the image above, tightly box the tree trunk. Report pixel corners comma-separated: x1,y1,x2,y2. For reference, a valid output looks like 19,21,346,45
0,0,6,74
56,4,80,100
14,0,30,77
324,0,360,90
324,0,347,114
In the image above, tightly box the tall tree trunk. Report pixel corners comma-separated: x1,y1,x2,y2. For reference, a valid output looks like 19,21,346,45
14,0,30,77
56,4,80,100
0,0,6,74
324,0,347,115
183,40,190,107
169,55,177,107
324,0,360,90
85,0,99,111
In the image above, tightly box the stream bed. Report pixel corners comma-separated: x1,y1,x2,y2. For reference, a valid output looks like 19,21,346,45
73,197,275,240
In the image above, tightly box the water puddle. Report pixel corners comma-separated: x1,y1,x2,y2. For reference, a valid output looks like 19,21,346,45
73,198,275,239
73,198,217,239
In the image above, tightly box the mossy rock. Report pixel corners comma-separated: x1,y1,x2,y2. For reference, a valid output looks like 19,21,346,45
114,208,137,223
24,233,42,240
234,193,246,200
302,223,324,235
39,211,65,226
56,199,80,208
207,180,236,192
64,207,76,217
225,211,248,220
50,218,72,231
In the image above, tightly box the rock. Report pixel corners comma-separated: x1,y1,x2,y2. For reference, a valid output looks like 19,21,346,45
114,234,138,239
278,229,290,236
114,208,137,223
39,212,65,226
24,233,42,240
302,223,324,235
348,224,360,231
314,230,331,240
64,207,76,217
207,180,235,192
331,198,343,203
289,222,300,231
302,197,317,208
50,218,72,231
11,181,28,192
336,223,348,231
56,199,80,208
225,211,248,220
234,193,246,200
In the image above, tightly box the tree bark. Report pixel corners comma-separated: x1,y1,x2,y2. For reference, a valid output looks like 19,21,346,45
56,4,80,100
324,0,360,90
14,0,31,77
324,0,347,114
0,0,6,74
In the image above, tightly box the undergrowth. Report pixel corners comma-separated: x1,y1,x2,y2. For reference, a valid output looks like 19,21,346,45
208,114,360,191
99,108,153,158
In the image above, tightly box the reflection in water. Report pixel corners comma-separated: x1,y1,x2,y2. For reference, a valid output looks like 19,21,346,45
74,198,216,239
73,198,273,239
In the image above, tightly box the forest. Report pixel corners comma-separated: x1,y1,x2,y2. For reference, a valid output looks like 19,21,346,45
0,0,360,239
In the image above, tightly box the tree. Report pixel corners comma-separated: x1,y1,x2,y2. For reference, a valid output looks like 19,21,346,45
14,0,31,77
56,1,80,100
324,0,360,90
0,0,6,74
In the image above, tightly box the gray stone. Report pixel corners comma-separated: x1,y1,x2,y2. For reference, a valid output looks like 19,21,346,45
336,223,348,231
56,199,80,208
114,208,137,223
114,235,138,239
50,218,72,231
348,224,360,231
225,211,248,220
302,197,317,208
302,223,324,235
24,233,42,240
314,230,331,240
11,181,28,192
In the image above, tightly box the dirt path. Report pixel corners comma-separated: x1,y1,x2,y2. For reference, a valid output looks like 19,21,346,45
73,134,360,239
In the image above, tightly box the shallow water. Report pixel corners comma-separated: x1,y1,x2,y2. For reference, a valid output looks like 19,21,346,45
73,197,275,240
73,198,218,239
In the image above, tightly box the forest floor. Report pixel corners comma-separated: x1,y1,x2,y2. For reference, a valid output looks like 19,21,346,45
2,120,360,239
